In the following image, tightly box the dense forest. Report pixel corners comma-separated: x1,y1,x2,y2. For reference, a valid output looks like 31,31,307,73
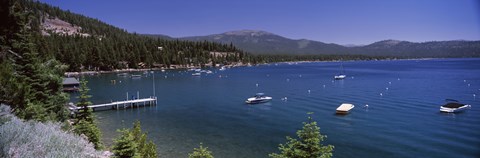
0,1,337,157
3,0,382,72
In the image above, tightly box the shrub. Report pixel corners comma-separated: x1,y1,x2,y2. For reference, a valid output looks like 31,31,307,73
0,105,103,158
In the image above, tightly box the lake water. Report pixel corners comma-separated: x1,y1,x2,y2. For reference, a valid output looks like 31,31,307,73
75,58,480,158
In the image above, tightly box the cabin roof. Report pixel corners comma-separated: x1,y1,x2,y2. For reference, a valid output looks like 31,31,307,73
63,78,80,86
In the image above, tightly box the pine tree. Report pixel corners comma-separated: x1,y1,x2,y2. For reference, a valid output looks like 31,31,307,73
4,0,68,122
112,129,139,158
75,77,94,123
269,113,334,158
73,76,103,150
188,143,214,158
112,120,157,158
74,119,103,150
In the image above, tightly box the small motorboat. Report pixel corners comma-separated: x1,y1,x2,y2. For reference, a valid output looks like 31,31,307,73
192,72,201,76
334,74,346,80
245,93,272,104
117,73,129,77
219,66,226,71
131,74,142,78
440,99,471,113
336,103,354,114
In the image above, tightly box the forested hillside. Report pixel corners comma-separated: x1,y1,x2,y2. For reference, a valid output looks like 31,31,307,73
11,0,247,72
2,0,385,72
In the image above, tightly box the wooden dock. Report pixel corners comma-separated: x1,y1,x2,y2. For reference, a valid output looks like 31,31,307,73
70,96,157,112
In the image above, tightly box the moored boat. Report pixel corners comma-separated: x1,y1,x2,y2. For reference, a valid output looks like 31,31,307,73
336,103,354,114
245,93,272,104
219,66,226,71
192,72,201,76
131,74,142,78
334,64,346,80
334,74,346,80
440,99,471,113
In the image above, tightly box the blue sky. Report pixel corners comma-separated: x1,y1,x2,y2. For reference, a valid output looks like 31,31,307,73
39,0,480,45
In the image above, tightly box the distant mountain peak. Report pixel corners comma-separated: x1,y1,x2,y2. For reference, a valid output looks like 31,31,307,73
223,30,273,36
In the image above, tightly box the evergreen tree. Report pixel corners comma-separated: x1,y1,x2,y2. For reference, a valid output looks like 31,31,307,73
73,76,103,150
188,143,214,158
2,0,68,122
112,128,139,158
112,120,157,158
269,113,334,158
131,120,158,158
74,119,103,150
75,77,94,123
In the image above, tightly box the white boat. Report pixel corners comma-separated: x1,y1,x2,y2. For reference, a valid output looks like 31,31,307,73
334,74,346,80
131,74,142,78
245,93,272,104
219,66,226,71
206,70,213,74
334,64,346,80
192,72,201,76
117,73,129,77
336,103,354,114
440,99,471,113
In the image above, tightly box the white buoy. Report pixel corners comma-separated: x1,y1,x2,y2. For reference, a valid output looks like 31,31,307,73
386,87,389,90
351,76,354,79
364,104,369,108
308,90,311,93
164,76,167,78
464,80,467,82
323,85,326,88
284,97,288,100
380,93,383,96
468,84,471,87
299,75,302,77
398,78,400,81
388,82,392,85
256,83,259,87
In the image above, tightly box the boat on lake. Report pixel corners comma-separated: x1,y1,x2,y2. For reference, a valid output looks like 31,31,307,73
117,73,129,77
336,103,354,114
245,93,272,104
131,74,142,78
440,99,471,113
192,72,201,76
334,64,346,80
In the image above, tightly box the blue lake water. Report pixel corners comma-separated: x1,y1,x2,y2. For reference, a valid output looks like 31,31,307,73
76,58,480,158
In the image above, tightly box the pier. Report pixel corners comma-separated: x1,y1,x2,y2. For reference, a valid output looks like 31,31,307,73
70,96,157,112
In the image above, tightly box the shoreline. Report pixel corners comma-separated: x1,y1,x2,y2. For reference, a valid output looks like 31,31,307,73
64,62,249,76
64,57,473,76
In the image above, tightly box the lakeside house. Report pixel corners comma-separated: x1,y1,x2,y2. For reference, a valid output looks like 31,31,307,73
62,77,80,92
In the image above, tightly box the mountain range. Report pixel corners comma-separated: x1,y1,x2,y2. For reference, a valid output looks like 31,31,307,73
145,30,480,57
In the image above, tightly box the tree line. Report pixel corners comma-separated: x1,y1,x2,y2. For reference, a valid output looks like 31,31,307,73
10,0,384,73
1,1,335,157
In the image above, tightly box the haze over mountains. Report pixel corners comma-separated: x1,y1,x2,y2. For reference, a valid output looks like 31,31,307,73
145,30,480,57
